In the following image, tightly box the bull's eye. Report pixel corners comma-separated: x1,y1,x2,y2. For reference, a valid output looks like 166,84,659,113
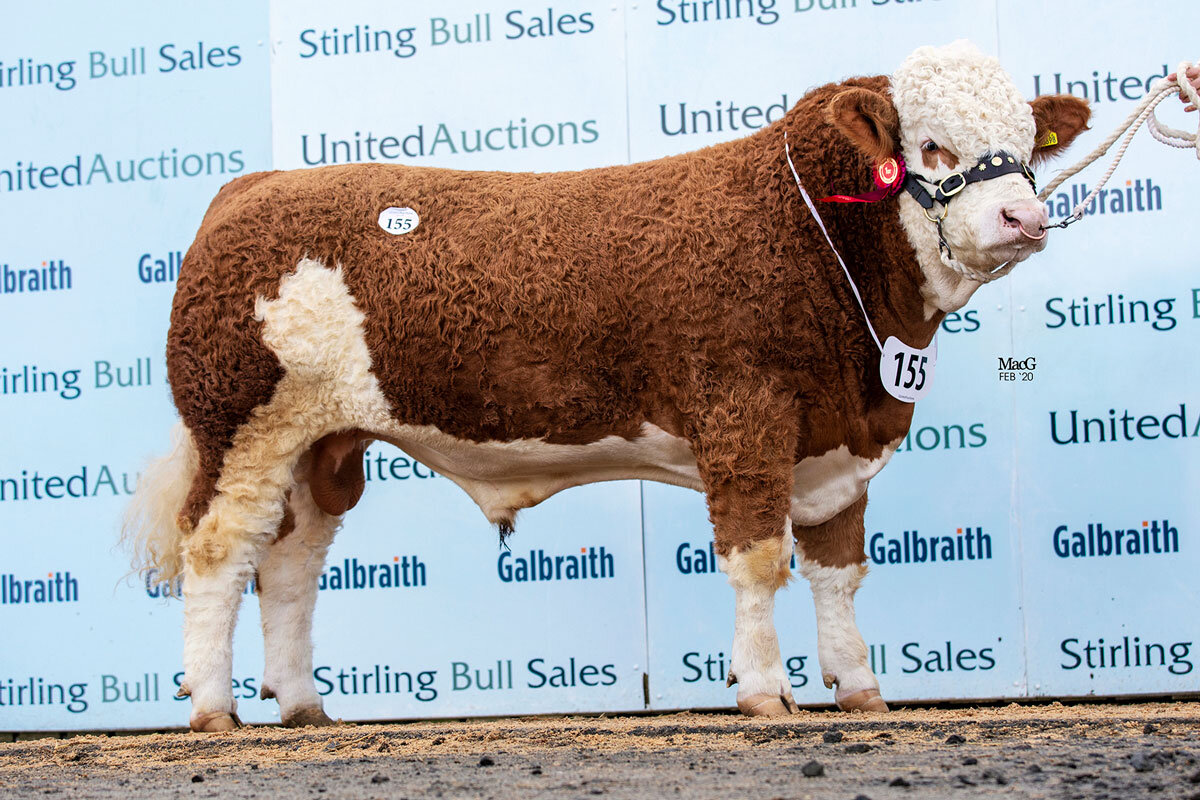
921,140,940,153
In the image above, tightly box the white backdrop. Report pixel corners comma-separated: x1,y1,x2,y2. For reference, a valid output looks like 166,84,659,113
1,0,1197,731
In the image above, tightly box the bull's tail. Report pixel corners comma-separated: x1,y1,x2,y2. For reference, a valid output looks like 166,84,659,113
122,422,198,585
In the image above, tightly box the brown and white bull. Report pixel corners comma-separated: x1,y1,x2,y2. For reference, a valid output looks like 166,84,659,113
125,41,1090,731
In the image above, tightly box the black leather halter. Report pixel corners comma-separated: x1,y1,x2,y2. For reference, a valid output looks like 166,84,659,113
904,150,1036,210
902,150,1037,259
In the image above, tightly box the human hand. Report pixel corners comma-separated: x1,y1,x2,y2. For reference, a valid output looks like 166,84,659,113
1166,65,1200,112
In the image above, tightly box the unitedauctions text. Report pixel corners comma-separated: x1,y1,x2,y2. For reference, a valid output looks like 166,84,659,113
0,149,245,194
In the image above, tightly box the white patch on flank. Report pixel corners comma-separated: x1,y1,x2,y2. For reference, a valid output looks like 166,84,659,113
889,41,1044,315
258,463,339,722
718,531,795,704
790,443,898,527
797,551,879,702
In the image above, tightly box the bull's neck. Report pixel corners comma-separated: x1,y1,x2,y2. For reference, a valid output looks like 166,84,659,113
747,94,943,354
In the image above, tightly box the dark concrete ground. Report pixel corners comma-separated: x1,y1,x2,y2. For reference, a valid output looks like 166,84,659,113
3,701,1200,799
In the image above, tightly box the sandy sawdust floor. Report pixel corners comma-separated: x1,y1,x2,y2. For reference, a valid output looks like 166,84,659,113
3,701,1200,799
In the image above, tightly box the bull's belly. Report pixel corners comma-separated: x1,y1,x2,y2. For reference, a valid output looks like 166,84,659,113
789,443,900,526
371,421,897,528
373,422,703,524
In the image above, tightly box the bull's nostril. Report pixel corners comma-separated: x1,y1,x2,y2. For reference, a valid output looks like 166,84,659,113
1000,207,1046,240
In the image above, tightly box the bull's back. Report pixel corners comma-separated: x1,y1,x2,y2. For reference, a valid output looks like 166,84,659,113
168,161,667,450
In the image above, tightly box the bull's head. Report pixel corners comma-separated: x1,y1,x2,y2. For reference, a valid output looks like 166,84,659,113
828,40,1091,313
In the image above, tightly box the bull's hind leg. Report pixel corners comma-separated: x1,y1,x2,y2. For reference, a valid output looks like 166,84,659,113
181,509,273,731
793,493,887,712
180,427,316,731
177,259,384,731
695,398,798,717
257,469,340,727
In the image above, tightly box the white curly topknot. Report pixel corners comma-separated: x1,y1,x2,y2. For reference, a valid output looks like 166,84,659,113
887,40,1048,314
892,40,1036,163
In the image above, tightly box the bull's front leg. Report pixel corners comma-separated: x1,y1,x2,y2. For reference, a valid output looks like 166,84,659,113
793,493,888,712
719,524,797,716
694,402,798,717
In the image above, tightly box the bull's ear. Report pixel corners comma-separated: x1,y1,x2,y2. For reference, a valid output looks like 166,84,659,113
827,88,900,162
1029,94,1091,165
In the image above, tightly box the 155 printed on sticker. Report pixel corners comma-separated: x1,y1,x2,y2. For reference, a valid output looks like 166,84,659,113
378,206,420,235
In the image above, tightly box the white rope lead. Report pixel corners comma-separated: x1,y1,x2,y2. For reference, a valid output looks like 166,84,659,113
1038,60,1199,221
784,133,884,352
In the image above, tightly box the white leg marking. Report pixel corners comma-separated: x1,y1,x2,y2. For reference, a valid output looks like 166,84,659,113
797,547,883,710
181,535,258,730
259,475,338,725
719,532,796,715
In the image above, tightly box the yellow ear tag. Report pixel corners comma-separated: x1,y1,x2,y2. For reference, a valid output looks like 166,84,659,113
1038,131,1059,148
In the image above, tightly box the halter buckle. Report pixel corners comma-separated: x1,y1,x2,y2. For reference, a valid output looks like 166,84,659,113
937,172,967,198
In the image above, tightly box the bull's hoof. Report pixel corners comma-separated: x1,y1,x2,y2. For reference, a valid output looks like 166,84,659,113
190,711,242,732
737,692,799,717
282,706,335,728
260,685,276,700
835,688,889,713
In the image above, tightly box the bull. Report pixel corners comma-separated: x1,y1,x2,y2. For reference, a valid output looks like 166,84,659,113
125,41,1090,730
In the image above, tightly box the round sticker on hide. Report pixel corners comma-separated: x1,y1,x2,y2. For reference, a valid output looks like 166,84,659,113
378,207,419,235
879,335,937,403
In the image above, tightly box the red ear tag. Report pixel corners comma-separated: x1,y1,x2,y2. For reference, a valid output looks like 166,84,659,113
874,157,901,190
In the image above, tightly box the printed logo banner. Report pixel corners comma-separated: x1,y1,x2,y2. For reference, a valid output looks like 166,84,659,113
2,0,1199,730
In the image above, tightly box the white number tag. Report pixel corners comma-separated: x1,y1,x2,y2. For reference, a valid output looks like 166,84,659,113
378,207,419,235
879,335,937,403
